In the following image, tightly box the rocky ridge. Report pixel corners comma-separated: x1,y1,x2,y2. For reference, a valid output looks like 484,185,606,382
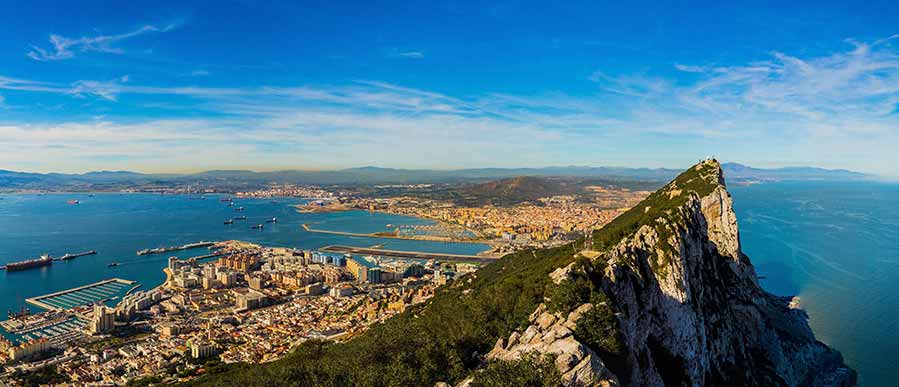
483,159,855,386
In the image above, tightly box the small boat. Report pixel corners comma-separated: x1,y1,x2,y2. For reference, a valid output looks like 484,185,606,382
67,200,80,205
107,262,119,267
251,224,264,230
235,216,247,220
220,198,233,202
227,202,234,207
235,207,245,211
224,219,234,225
266,217,277,223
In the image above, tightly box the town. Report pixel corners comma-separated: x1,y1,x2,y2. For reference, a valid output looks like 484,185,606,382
0,241,475,385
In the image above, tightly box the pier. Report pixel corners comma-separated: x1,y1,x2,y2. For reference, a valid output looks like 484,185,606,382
25,278,136,311
137,241,215,256
319,245,497,264
302,224,484,244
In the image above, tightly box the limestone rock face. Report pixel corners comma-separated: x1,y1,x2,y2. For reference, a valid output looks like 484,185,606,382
597,160,855,386
488,304,620,386
484,160,855,386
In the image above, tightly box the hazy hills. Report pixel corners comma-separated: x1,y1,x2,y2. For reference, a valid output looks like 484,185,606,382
0,163,873,192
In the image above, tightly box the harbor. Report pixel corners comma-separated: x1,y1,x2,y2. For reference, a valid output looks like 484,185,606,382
25,278,136,311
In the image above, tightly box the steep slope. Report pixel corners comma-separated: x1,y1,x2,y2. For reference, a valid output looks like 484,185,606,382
184,159,854,387
490,159,855,386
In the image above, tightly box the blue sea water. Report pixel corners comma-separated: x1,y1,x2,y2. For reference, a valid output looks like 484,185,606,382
730,181,899,387
0,193,487,318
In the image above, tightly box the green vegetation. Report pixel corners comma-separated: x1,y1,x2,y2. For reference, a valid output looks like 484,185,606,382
591,161,721,275
469,354,562,387
14,365,70,386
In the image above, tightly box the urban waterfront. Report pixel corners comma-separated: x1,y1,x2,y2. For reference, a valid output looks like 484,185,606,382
0,193,488,317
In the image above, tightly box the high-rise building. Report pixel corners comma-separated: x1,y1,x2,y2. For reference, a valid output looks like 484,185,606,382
87,304,116,335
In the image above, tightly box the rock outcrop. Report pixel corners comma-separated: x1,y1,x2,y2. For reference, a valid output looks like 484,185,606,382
488,303,620,386
487,160,856,386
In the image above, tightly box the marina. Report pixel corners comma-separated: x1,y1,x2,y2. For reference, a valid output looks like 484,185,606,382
25,278,136,311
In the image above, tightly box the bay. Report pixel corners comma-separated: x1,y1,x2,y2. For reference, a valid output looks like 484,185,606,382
0,193,488,318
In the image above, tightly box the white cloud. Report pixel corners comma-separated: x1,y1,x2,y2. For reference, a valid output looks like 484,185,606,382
3,35,899,175
26,24,176,61
388,49,425,59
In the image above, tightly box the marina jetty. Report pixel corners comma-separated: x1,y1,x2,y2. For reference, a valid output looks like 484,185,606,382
319,245,497,264
136,241,215,256
25,278,135,311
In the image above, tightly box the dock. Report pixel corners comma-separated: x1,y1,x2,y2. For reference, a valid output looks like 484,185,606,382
25,278,136,311
302,224,484,244
319,245,497,264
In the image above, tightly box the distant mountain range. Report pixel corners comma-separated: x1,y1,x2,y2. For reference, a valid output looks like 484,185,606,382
0,162,874,192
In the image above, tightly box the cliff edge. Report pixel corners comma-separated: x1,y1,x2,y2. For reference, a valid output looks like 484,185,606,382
489,159,856,386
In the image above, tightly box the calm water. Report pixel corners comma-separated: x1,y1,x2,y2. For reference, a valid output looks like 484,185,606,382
0,193,488,317
730,181,899,387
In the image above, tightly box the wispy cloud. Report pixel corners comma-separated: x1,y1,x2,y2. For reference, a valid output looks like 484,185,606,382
3,35,899,174
26,24,177,61
388,49,425,59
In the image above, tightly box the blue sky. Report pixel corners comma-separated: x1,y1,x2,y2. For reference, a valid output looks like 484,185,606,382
2,1,899,176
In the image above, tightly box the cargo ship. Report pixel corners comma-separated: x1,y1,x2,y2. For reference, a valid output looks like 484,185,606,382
4,254,53,272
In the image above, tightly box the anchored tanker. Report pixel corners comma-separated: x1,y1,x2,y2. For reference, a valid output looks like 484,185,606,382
4,254,53,272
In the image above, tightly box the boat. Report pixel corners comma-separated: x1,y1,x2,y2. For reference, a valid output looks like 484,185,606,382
7,306,31,319
67,200,79,205
107,262,119,267
224,219,234,225
235,207,245,211
235,216,247,220
59,250,97,261
251,224,264,229
219,198,232,202
227,202,234,207
4,254,53,272
136,241,214,256
266,217,277,223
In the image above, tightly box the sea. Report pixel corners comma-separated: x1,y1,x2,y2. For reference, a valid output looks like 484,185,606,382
730,181,899,386
0,183,896,385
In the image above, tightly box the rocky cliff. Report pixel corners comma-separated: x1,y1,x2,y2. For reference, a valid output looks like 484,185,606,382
488,159,855,386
